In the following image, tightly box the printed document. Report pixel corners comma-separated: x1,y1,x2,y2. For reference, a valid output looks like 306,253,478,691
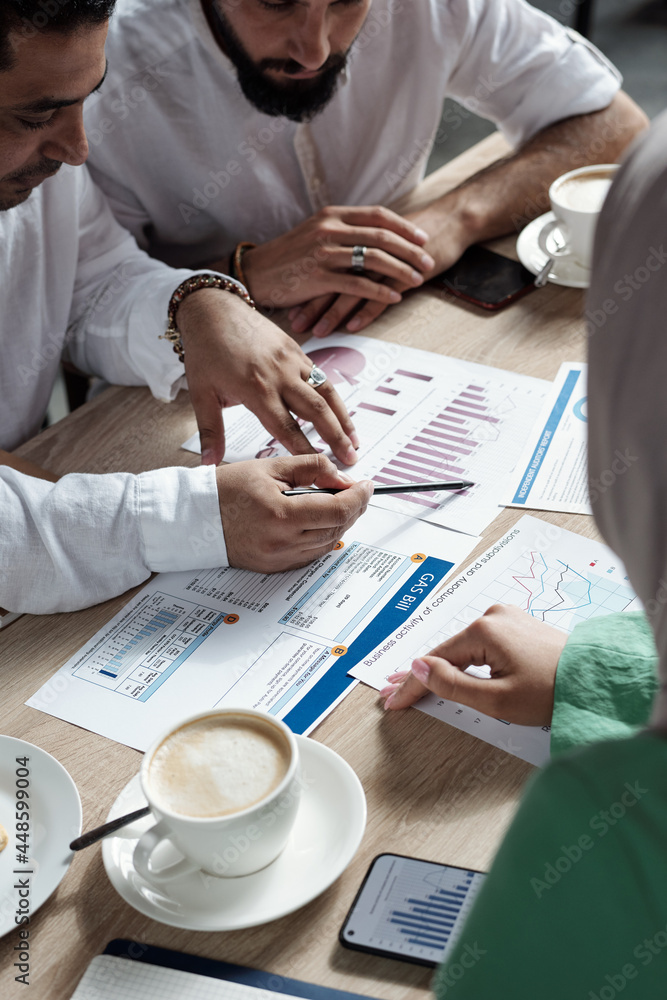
27,509,476,751
506,363,591,515
183,335,550,537
350,515,640,766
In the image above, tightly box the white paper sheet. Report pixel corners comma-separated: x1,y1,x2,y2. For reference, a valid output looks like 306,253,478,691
182,335,550,537
350,514,641,766
27,509,476,751
505,362,591,515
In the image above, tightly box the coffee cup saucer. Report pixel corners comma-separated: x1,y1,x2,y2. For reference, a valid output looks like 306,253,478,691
102,735,366,930
516,211,591,289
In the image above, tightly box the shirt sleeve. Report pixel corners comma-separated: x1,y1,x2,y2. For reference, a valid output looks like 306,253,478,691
445,0,622,147
551,612,658,756
63,167,232,403
0,464,227,614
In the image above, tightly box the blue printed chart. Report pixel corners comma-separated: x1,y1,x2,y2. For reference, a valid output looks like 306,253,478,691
342,855,485,965
27,508,476,751
352,515,642,766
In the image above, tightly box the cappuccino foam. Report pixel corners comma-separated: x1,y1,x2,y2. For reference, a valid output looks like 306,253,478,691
555,171,614,213
148,715,291,818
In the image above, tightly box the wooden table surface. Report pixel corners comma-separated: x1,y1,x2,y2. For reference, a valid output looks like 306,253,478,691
0,133,597,999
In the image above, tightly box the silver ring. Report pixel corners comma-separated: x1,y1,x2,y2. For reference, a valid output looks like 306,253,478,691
351,245,367,272
306,364,328,388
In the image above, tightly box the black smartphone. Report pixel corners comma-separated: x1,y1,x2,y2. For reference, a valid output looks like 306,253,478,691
339,853,486,968
429,245,536,311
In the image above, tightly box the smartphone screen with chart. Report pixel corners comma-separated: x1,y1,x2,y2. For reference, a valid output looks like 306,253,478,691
339,854,486,967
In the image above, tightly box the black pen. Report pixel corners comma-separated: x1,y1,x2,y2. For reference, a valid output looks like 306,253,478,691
282,479,474,496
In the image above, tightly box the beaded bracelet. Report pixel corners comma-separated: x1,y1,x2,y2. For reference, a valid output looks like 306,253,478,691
160,273,256,363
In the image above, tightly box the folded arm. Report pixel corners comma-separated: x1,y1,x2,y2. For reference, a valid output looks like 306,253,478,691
298,92,649,335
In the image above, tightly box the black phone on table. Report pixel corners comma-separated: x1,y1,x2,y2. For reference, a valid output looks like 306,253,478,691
339,853,486,968
429,245,537,311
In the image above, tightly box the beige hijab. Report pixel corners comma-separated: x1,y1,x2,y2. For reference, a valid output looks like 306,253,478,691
588,110,667,733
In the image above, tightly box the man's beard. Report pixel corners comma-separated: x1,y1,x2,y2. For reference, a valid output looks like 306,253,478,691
210,3,349,123
0,157,61,211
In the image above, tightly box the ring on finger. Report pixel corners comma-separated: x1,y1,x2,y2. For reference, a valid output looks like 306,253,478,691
305,364,328,388
351,245,367,273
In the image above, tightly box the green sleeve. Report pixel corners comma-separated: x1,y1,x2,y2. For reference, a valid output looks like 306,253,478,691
432,735,667,1000
551,611,657,757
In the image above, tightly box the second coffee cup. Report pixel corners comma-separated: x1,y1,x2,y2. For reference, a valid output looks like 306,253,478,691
549,163,619,269
133,708,301,884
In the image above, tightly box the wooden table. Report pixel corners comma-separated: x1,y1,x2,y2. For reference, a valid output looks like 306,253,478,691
0,133,597,999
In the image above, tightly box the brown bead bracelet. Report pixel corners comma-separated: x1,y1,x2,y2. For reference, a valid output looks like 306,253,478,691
160,273,256,363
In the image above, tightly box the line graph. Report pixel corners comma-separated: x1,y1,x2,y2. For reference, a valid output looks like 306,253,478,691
351,516,642,766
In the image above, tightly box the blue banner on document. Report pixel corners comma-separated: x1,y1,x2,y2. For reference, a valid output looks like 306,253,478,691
283,555,453,734
511,369,582,505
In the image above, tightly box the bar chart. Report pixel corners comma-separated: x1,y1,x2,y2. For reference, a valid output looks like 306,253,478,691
72,591,225,699
181,335,549,536
353,366,548,536
342,855,485,965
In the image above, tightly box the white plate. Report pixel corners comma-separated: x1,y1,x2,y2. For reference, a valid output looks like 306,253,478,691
0,736,81,937
102,736,366,930
517,211,591,289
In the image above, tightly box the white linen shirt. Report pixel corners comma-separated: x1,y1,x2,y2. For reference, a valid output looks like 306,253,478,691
0,165,227,614
85,0,621,268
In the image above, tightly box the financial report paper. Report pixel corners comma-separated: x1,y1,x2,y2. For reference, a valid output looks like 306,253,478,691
27,509,476,751
506,362,592,515
350,515,641,766
182,335,550,537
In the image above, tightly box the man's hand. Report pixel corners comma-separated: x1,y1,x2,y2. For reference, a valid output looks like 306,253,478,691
286,92,648,338
216,454,374,573
177,289,359,467
287,208,470,337
232,206,434,313
380,604,567,726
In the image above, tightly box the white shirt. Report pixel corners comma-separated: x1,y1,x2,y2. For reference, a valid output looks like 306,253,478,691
85,0,621,267
0,165,227,614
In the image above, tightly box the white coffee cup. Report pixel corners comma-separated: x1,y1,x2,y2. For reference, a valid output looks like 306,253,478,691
549,163,619,269
133,708,301,884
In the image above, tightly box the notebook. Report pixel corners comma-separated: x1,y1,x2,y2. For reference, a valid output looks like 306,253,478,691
70,941,379,1000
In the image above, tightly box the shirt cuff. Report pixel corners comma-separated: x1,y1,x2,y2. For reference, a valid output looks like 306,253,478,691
138,464,227,572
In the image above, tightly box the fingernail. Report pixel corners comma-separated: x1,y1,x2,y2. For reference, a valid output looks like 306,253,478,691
344,446,358,466
350,430,360,449
312,318,330,337
411,658,430,683
364,479,375,495
411,269,424,286
387,671,409,682
201,448,216,466
291,311,308,333
383,692,396,710
389,290,402,303
346,317,362,331
415,227,430,242
421,253,436,270
380,684,398,699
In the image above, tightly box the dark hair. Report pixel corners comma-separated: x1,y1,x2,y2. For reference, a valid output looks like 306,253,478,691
0,0,115,71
